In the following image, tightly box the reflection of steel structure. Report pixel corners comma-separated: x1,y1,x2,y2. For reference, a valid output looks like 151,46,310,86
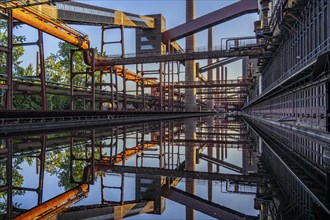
246,116,330,218
0,135,89,220
0,116,269,219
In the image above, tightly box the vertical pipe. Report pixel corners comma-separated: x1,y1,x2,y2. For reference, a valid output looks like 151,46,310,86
163,63,167,111
110,128,114,162
6,11,13,110
141,64,145,111
101,25,105,56
110,67,114,110
135,64,139,108
123,126,127,165
121,26,127,110
242,56,247,81
171,56,174,111
38,135,46,204
101,175,105,203
115,69,119,110
159,63,163,111
207,117,213,202
207,28,213,110
84,71,88,110
91,50,95,111
185,0,196,112
70,50,74,110
216,59,220,109
141,124,145,166
185,117,196,220
142,79,145,111
90,129,95,184
120,174,125,204
159,122,163,167
168,59,171,111
99,71,103,110
38,31,47,110
69,135,74,182
6,138,13,219
327,1,330,40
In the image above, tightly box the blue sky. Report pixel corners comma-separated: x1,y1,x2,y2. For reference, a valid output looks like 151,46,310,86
16,0,259,85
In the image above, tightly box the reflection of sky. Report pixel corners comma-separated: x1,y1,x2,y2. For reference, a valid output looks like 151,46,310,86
13,160,67,209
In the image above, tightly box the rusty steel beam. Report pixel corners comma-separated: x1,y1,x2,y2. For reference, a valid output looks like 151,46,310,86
10,6,89,49
174,139,251,145
6,10,13,110
109,48,264,65
57,201,155,220
0,1,68,9
199,57,242,73
14,184,89,220
196,132,248,136
197,89,247,94
199,153,243,173
162,0,258,42
164,187,257,220
104,165,266,183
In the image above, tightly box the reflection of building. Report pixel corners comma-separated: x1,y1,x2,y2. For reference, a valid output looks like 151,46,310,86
246,116,330,219
1,117,278,219
136,175,166,215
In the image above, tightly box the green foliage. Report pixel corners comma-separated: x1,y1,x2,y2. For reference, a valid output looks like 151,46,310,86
1,21,104,110
0,20,25,76
13,95,42,110
47,95,70,110
45,143,101,191
45,42,88,86
0,156,25,213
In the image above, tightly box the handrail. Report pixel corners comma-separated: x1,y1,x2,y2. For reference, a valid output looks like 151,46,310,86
246,37,330,106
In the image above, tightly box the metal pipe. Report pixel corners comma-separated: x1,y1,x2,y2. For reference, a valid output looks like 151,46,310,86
6,139,13,219
6,10,13,110
38,31,47,110
121,26,127,110
207,28,213,110
14,184,89,220
70,50,75,110
12,9,89,49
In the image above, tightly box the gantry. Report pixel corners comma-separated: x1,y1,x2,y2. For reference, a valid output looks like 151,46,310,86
0,0,261,113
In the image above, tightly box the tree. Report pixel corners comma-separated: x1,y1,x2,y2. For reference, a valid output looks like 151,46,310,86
0,21,25,76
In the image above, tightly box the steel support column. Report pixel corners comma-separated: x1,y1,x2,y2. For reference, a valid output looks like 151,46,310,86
6,10,13,110
159,63,163,111
91,52,96,111
185,0,196,112
38,31,47,110
38,135,46,204
121,26,127,110
70,50,75,110
184,116,196,220
207,28,213,110
6,139,13,219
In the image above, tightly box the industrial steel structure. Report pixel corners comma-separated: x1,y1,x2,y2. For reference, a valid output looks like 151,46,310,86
0,0,330,219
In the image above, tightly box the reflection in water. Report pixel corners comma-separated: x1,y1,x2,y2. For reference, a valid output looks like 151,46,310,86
245,116,330,219
0,115,329,219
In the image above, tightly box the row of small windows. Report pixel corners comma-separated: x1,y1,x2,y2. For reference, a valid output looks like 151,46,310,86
254,84,326,111
258,123,324,166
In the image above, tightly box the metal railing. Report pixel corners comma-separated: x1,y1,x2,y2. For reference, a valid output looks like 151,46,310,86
247,37,330,106
108,37,262,59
